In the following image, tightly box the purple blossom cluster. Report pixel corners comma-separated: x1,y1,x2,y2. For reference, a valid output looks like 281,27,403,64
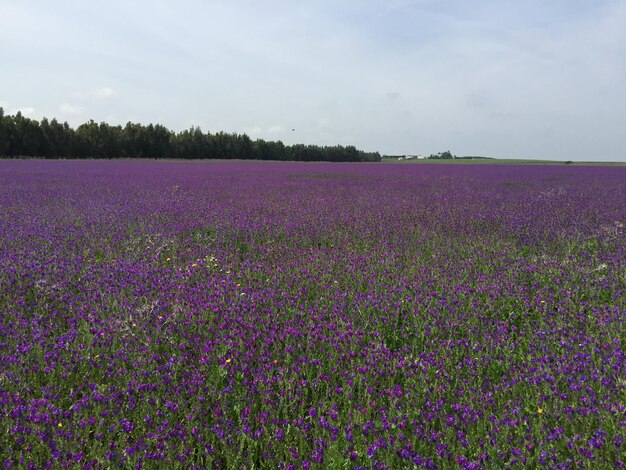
1,160,625,468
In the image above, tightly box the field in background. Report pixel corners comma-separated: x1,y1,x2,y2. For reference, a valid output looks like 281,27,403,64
1,160,625,468
381,157,626,166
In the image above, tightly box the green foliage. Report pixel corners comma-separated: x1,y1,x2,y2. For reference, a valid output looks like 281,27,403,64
0,110,381,162
429,150,456,159
0,107,7,155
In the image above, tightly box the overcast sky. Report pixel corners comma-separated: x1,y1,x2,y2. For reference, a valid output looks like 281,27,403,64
1,0,625,160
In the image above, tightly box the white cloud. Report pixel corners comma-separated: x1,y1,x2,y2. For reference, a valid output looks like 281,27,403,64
94,87,114,99
59,103,84,115
240,125,287,138
10,107,36,117
317,117,331,129
72,87,115,100
243,126,263,136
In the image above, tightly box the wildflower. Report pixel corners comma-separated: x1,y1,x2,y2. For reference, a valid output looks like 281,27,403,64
58,422,63,428
166,257,171,261
538,408,544,414
311,447,324,464
225,358,231,364
192,263,197,267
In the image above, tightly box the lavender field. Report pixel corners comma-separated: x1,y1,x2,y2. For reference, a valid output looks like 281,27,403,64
1,160,625,469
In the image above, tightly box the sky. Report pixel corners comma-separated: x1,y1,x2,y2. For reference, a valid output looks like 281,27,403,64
1,0,625,161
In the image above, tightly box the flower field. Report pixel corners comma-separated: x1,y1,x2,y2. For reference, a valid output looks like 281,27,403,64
1,160,625,469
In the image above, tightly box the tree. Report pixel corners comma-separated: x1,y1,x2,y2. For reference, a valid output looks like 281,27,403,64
428,150,455,160
2,111,17,156
0,109,381,162
11,112,44,157
0,107,7,156
39,118,72,158
75,120,100,158
233,133,253,159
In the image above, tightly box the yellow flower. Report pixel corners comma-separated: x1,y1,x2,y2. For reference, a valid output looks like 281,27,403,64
58,422,63,428
192,263,197,267
225,358,231,364
538,408,544,414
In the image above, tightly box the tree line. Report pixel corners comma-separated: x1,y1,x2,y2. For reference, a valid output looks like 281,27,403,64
0,108,380,162
428,150,456,159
